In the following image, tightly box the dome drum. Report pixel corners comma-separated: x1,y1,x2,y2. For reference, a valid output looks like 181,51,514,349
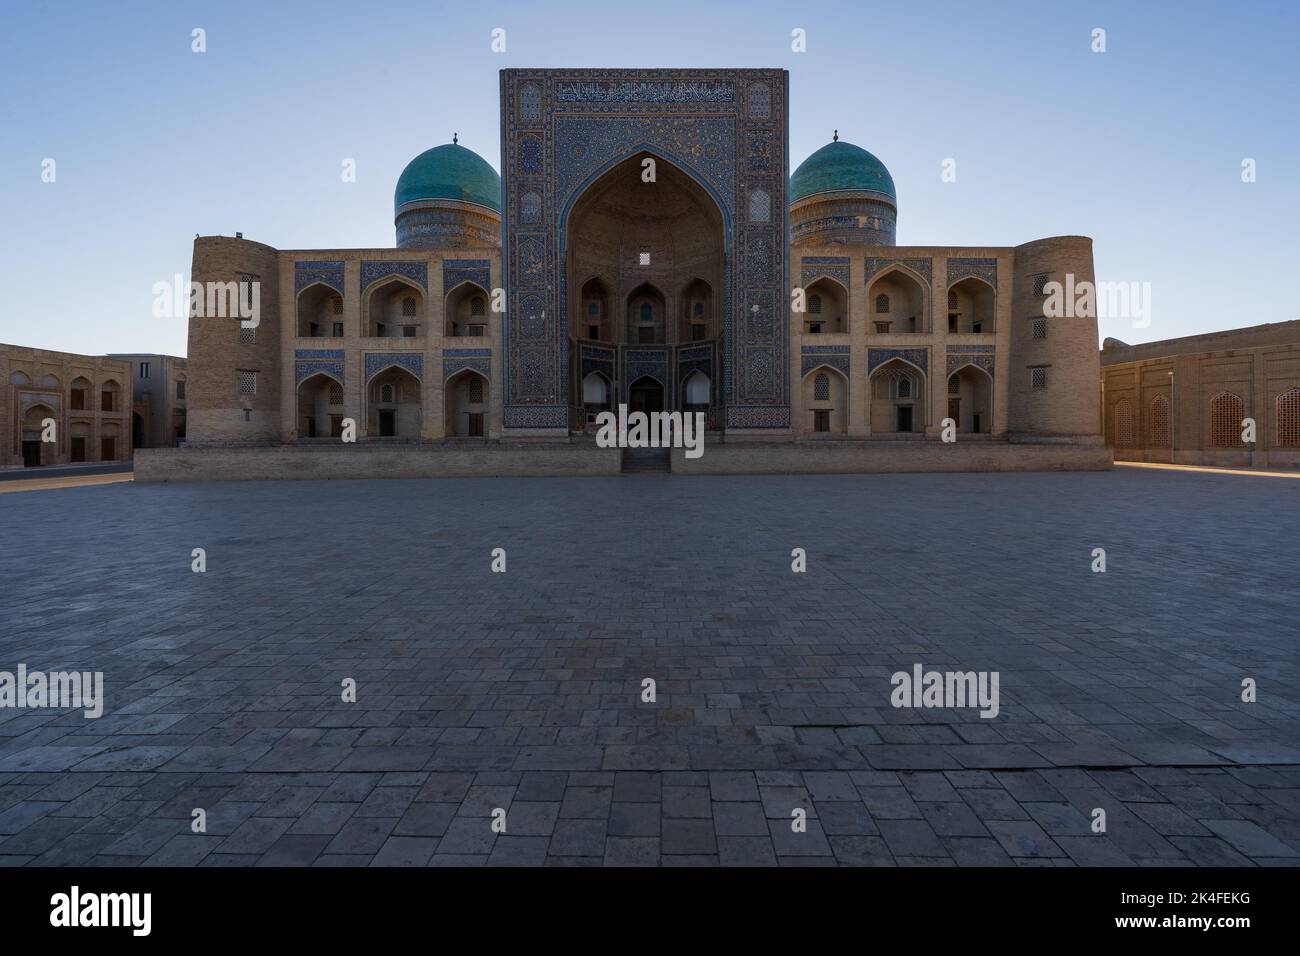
394,142,502,250
789,138,897,248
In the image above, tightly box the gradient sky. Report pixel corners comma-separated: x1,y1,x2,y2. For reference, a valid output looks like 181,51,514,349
1,0,1296,357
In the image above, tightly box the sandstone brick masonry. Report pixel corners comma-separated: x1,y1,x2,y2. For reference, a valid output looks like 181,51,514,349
671,441,1111,475
108,353,188,448
1,344,132,468
789,237,1100,440
1012,237,1100,437
173,232,1104,479
136,440,1108,482
135,443,621,481
1100,320,1300,467
187,237,282,443
188,239,506,442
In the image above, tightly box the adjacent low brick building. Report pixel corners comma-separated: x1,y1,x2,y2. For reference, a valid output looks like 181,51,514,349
107,353,189,448
1100,320,1300,467
1,345,132,468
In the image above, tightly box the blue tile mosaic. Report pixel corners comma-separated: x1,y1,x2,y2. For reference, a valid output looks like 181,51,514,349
365,352,423,381
443,259,492,295
294,261,345,295
443,355,491,381
868,347,928,375
800,255,850,288
360,261,428,293
500,68,788,430
946,257,999,289
555,79,736,104
864,257,932,286
293,349,345,385
294,363,344,385
946,344,996,377
801,351,850,377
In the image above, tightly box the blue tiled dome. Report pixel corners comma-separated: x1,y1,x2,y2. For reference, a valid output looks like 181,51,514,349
790,139,896,205
394,143,501,215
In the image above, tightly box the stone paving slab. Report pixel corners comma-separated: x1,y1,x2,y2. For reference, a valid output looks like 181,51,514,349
0,471,1297,865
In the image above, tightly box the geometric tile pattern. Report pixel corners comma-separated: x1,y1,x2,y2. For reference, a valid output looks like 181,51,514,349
801,344,851,378
443,349,492,382
365,353,423,382
500,69,789,431
946,257,999,289
443,260,492,296
947,351,996,377
868,347,928,375
865,257,932,286
947,345,997,378
623,347,672,406
361,261,428,293
294,349,345,385
294,261,345,295
580,344,616,384
800,256,850,290
677,344,714,388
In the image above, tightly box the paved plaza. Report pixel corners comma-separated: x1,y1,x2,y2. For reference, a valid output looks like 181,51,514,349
1,469,1298,867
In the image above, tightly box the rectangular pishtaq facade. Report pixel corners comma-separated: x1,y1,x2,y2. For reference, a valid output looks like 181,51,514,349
499,69,791,433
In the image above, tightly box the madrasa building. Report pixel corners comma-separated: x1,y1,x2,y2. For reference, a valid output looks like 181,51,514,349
163,69,1109,479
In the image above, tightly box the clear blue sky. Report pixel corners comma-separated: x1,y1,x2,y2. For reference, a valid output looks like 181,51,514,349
1,0,1296,356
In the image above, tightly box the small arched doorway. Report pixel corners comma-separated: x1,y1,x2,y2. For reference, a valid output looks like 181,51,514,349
100,380,120,413
70,376,90,410
946,365,992,434
626,285,666,345
581,371,612,422
578,278,610,342
297,372,345,439
297,282,343,338
22,404,54,466
628,376,664,416
445,369,489,437
947,277,995,334
802,277,848,334
368,367,422,438
870,359,926,433
803,366,848,434
868,269,927,334
365,278,425,338
682,370,710,413
132,412,145,449
100,422,121,461
70,421,90,462
445,282,490,338
679,278,714,342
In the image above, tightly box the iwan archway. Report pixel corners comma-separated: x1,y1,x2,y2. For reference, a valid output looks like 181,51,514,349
565,150,725,414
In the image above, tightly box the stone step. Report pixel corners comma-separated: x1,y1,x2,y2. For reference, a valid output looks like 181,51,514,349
621,447,671,474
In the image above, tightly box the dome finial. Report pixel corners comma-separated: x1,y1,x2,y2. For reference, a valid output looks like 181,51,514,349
452,132,458,145
833,129,838,142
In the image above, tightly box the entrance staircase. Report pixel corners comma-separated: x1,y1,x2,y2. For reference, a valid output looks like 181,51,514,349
621,447,670,474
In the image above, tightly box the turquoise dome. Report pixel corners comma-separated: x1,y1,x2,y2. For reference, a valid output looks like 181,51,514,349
394,143,501,215
790,140,896,205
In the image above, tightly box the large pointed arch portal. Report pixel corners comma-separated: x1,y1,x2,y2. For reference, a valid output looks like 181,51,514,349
500,68,790,434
